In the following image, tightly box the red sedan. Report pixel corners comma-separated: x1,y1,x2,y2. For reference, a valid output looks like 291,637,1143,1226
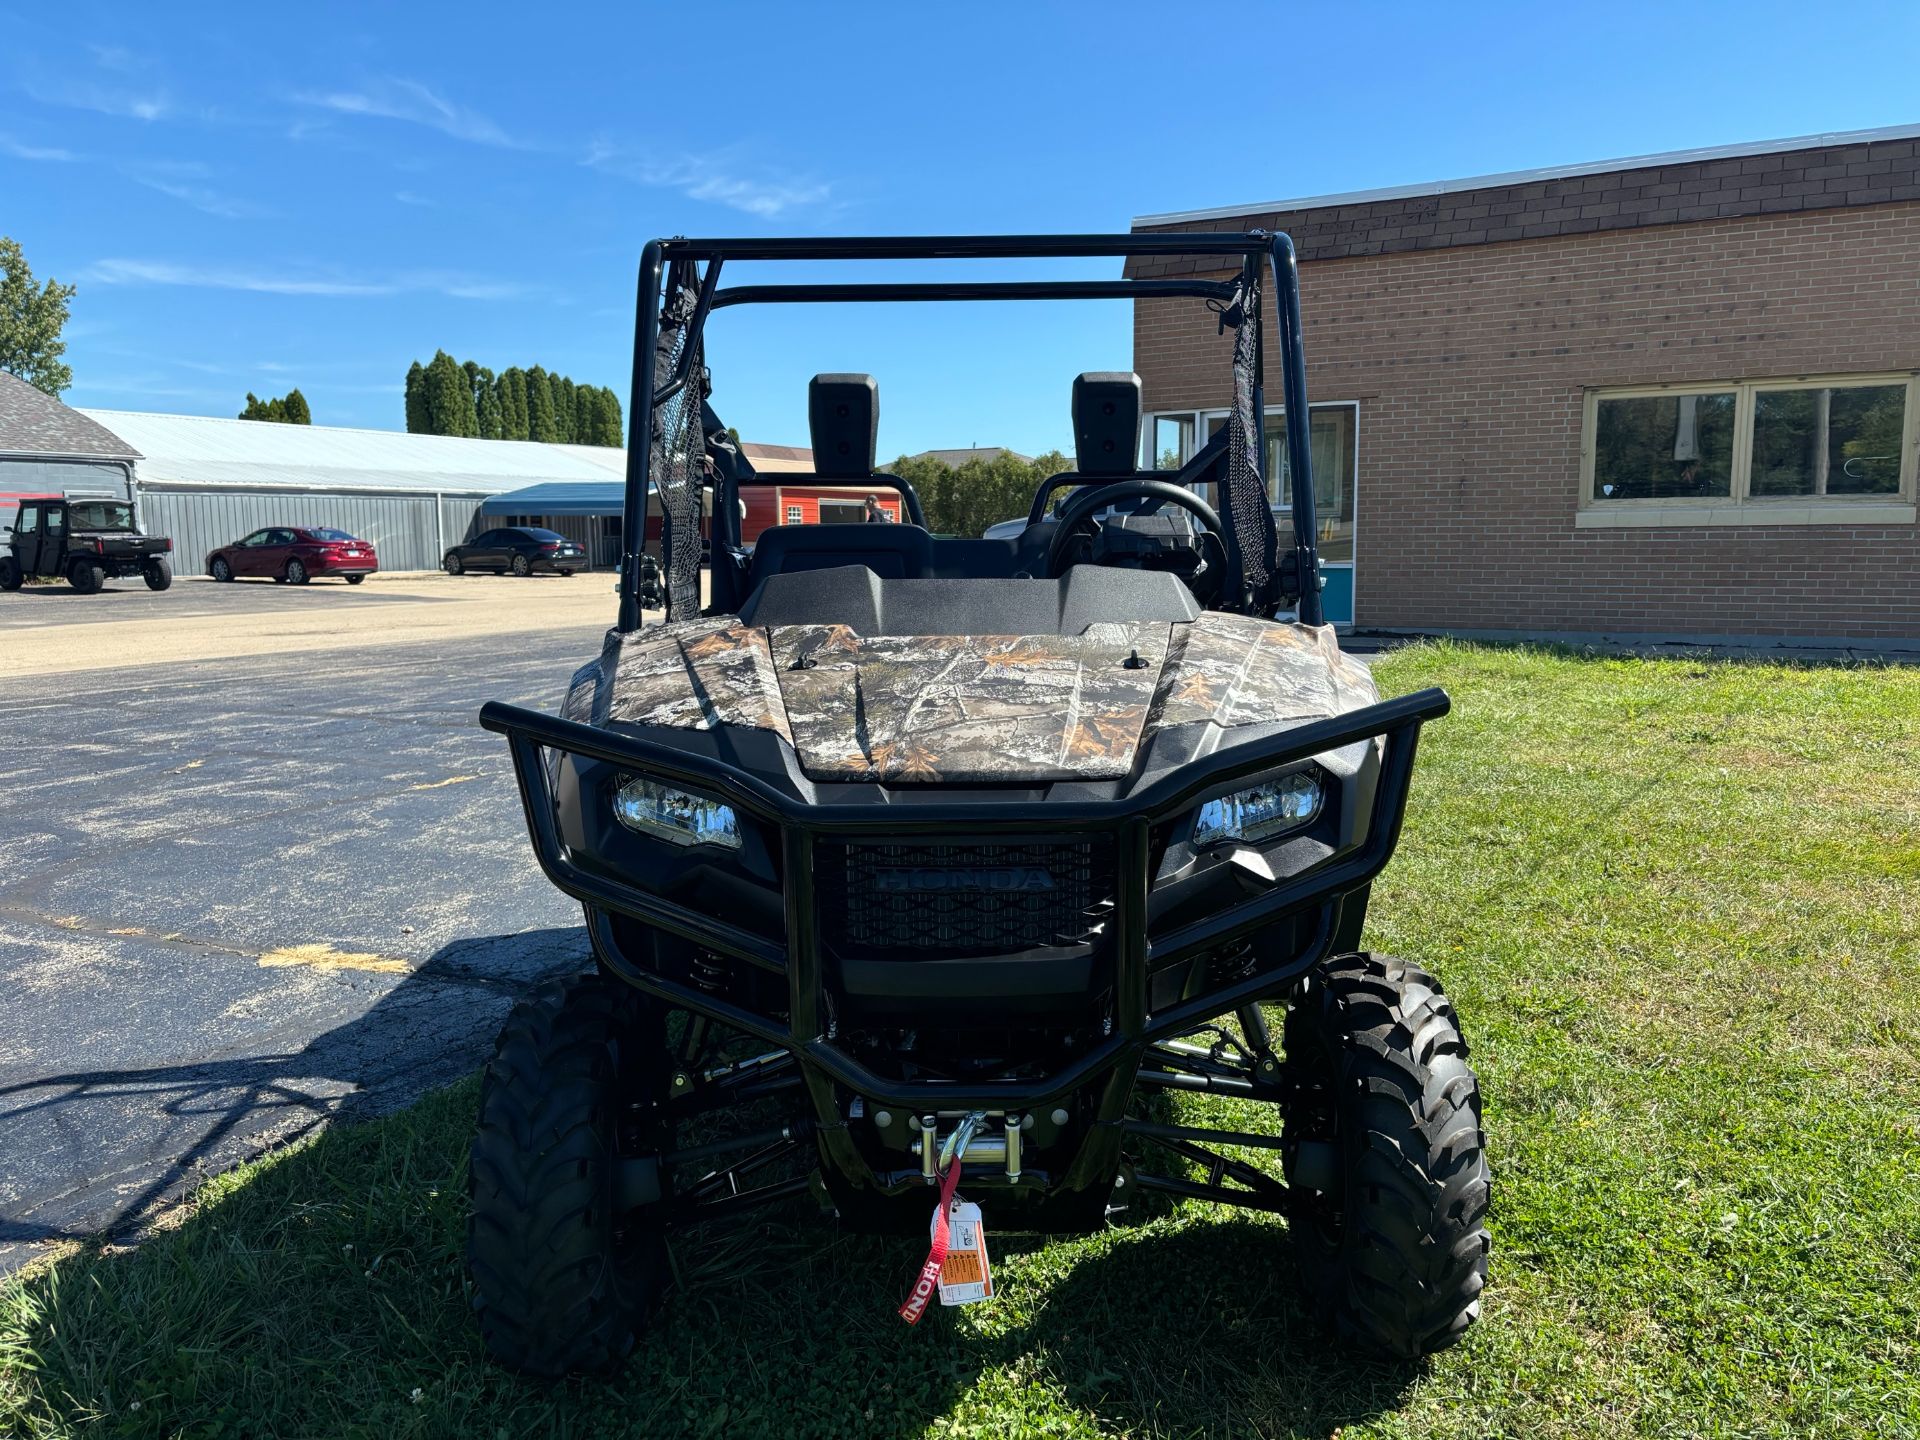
206,527,379,585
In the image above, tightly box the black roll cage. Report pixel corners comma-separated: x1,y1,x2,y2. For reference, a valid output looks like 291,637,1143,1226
614,232,1324,632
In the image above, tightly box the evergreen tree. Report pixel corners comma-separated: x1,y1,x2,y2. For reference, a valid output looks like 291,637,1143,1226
400,354,619,445
238,388,311,424
475,374,502,439
593,388,625,447
525,364,557,442
404,361,429,433
423,349,478,437
465,360,501,440
496,367,529,440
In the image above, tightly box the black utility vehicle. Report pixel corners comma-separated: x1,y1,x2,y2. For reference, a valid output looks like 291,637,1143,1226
1,494,173,594
469,233,1490,1377
443,526,586,577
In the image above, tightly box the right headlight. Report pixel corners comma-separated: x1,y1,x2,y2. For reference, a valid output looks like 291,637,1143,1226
1192,770,1324,848
612,774,742,851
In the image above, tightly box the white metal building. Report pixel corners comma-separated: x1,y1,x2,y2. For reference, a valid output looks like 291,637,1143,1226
68,410,636,574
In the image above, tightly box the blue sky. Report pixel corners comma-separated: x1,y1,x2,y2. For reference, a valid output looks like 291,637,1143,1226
5,1,1918,457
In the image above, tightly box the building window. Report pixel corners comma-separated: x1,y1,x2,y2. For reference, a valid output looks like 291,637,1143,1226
785,504,803,524
1145,414,1193,470
1593,391,1737,500
1582,374,1917,522
1266,406,1358,564
1751,382,1906,497
1153,404,1360,566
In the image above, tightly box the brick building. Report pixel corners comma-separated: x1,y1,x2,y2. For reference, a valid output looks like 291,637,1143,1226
1129,125,1920,645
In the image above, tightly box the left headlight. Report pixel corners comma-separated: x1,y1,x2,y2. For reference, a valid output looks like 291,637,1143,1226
612,774,742,851
1192,770,1324,848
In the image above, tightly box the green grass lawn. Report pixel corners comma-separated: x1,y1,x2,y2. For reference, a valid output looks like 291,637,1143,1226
4,642,1917,1439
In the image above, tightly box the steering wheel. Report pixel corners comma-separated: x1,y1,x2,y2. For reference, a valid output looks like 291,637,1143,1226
1042,479,1226,584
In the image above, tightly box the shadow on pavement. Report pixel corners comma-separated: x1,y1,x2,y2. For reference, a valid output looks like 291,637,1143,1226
0,926,584,1257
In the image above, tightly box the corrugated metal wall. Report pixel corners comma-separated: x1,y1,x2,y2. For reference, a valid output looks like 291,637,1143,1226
136,487,492,573
1,459,134,526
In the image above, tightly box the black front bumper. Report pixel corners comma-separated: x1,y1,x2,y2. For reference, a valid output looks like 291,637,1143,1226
481,688,1447,1221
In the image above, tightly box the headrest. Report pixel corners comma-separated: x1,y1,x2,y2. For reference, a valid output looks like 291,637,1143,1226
808,373,879,479
1072,371,1142,476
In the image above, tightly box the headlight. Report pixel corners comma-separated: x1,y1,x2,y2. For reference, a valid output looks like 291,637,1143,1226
612,775,742,851
1192,770,1323,848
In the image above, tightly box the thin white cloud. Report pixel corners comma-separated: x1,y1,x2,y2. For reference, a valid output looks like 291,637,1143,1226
0,133,78,162
85,257,544,302
88,45,153,74
293,77,520,148
87,258,392,297
25,78,169,121
125,170,274,220
393,190,433,206
583,139,829,218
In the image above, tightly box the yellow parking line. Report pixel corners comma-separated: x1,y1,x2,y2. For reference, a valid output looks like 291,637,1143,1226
258,943,411,974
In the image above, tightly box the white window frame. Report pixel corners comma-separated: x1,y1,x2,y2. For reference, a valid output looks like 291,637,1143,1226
1144,401,1360,569
784,503,803,525
1577,372,1920,528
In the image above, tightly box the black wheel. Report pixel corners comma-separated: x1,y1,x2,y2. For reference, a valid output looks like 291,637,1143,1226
468,972,669,1378
444,553,464,576
144,556,173,592
285,558,310,586
346,574,366,585
1282,953,1490,1358
511,554,532,577
67,559,105,593
210,556,233,582
558,569,574,578
0,556,20,592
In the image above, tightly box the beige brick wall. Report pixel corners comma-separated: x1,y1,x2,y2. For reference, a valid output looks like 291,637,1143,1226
1133,202,1920,640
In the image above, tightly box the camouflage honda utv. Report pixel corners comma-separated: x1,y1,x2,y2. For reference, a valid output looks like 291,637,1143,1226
469,233,1490,1376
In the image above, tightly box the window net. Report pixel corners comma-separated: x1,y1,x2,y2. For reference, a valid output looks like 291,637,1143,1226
653,272,705,621
1222,278,1280,608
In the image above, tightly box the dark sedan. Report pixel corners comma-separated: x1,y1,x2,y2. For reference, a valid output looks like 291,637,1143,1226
443,527,586,577
206,527,378,585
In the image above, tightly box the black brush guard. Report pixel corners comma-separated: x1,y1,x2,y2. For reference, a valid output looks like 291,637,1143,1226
480,686,1448,1229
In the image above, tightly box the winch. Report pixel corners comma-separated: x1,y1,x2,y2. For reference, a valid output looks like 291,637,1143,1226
916,1110,1023,1182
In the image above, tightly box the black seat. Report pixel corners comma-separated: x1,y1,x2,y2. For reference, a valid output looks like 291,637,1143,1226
745,522,934,587
739,564,1201,635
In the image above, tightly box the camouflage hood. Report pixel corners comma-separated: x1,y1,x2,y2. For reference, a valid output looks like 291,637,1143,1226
561,612,1378,785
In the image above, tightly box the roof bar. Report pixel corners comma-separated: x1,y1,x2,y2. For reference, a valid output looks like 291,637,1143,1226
710,278,1240,309
657,232,1270,261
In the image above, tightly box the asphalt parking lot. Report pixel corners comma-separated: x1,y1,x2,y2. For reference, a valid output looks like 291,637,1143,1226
0,570,622,677
0,576,629,1268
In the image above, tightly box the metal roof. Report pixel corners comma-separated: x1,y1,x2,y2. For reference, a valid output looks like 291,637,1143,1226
478,481,626,516
0,373,141,460
1133,121,1920,226
73,408,628,496
911,447,1033,467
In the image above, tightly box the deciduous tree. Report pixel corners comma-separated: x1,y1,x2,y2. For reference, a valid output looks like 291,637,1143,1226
0,236,76,396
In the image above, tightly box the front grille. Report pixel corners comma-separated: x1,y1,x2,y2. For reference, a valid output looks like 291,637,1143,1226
817,839,1114,958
